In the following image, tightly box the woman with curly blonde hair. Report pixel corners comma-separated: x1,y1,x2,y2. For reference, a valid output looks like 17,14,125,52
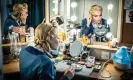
12,3,28,24
88,5,103,24
4,3,28,37
19,22,75,80
3,3,28,64
81,4,110,42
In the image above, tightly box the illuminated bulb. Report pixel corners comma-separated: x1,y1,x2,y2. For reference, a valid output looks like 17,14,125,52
70,24,73,28
107,4,113,10
53,0,58,3
106,32,112,40
53,8,57,12
53,8,58,14
71,15,77,22
107,18,113,24
53,8,55,12
71,2,77,8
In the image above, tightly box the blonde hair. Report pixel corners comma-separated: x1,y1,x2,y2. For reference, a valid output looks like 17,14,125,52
35,23,57,53
89,5,103,15
13,3,28,17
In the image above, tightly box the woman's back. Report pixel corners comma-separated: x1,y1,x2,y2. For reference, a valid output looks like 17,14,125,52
19,46,55,80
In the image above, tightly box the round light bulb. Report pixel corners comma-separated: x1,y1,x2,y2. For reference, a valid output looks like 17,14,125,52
53,0,58,3
53,8,57,12
71,15,77,22
106,32,112,40
71,2,77,8
107,4,113,10
107,18,113,24
53,8,56,11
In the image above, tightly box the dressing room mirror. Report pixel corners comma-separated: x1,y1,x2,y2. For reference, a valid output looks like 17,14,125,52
49,0,122,42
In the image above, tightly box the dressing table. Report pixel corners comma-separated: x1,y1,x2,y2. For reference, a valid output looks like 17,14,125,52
2,41,123,80
3,60,123,80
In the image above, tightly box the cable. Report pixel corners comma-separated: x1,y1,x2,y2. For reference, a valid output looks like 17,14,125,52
86,41,112,78
99,56,113,78
100,68,111,78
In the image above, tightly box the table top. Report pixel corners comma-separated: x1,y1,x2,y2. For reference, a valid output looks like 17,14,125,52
3,60,123,80
87,44,118,52
55,61,93,77
90,63,123,80
1,42,33,47
1,41,118,51
3,60,20,74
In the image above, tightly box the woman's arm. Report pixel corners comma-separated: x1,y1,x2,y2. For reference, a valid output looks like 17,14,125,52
4,18,15,37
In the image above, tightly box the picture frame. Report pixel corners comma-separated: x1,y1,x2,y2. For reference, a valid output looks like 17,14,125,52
125,9,133,23
124,0,133,9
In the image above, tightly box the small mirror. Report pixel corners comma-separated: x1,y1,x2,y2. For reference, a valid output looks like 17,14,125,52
69,40,83,57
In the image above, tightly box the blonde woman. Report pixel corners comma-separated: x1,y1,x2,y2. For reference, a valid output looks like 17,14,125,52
81,4,110,42
19,23,75,80
3,3,28,64
4,3,28,37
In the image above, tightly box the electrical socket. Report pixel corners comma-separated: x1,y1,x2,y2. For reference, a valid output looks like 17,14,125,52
101,51,110,59
111,53,115,58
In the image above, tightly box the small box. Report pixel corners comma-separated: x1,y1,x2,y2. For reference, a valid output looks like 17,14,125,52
19,35,26,42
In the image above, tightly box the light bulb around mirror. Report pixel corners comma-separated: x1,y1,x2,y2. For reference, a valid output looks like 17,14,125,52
71,15,77,22
107,18,113,24
53,8,55,11
53,8,58,13
53,0,58,3
106,32,112,40
107,4,113,10
71,2,77,8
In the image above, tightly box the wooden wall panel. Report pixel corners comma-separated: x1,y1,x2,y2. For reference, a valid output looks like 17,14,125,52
121,0,133,44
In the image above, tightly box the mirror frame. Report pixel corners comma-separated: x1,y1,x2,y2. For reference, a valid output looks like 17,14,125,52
45,0,50,23
117,0,123,43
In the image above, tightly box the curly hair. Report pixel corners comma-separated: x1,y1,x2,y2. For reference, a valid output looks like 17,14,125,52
13,3,28,17
34,23,58,53
89,4,103,15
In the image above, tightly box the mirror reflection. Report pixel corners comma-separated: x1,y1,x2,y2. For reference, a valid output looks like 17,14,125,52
50,0,120,43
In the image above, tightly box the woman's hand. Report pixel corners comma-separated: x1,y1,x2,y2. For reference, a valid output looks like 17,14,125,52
64,67,75,80
87,14,92,26
20,9,28,24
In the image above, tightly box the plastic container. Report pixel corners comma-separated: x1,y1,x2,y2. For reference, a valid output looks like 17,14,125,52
113,46,131,70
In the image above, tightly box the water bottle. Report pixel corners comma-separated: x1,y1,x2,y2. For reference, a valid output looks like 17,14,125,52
27,27,34,42
29,27,34,42
10,32,20,59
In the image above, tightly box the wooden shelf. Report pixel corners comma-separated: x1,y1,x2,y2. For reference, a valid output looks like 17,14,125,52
87,44,118,52
1,42,33,47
